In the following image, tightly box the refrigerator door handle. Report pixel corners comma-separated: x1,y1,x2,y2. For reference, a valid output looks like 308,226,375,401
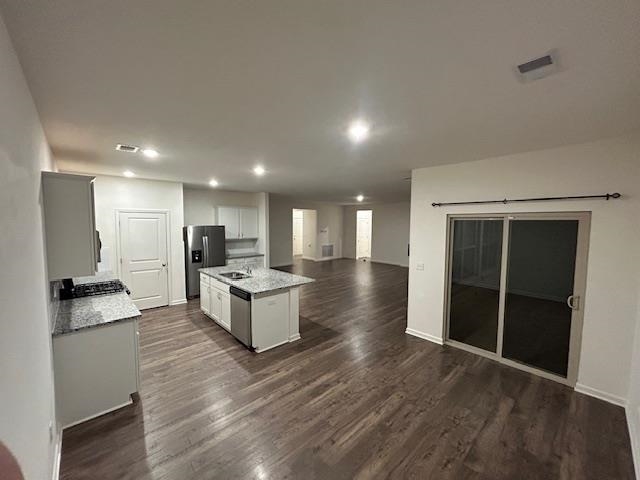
203,236,209,267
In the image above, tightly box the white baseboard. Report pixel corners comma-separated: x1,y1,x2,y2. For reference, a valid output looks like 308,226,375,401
51,425,62,480
405,328,444,345
62,399,133,430
626,405,640,480
574,382,627,407
170,298,187,306
255,339,289,353
315,256,340,262
289,333,301,342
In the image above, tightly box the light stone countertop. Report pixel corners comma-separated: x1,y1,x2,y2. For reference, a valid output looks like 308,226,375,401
199,266,314,295
53,272,140,337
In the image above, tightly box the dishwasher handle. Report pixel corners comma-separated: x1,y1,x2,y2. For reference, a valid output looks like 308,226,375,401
230,286,251,301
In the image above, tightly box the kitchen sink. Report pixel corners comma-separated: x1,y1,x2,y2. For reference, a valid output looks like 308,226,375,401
219,271,251,280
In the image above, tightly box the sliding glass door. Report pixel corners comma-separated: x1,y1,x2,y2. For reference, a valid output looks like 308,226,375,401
448,219,503,353
445,213,589,385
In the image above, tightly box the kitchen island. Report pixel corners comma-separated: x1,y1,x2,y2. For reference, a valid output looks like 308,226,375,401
199,266,314,352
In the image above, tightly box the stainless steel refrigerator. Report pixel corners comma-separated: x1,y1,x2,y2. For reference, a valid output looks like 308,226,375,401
183,225,226,298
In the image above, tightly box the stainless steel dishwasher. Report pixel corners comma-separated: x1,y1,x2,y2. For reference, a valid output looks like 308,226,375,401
230,286,252,348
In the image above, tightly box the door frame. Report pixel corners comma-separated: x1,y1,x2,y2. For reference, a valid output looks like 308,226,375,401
115,208,173,307
356,209,373,259
442,211,591,387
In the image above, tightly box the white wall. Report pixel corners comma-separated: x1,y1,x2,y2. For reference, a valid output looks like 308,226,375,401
0,13,58,480
269,194,343,267
93,175,186,304
627,281,640,477
343,202,411,267
408,133,640,406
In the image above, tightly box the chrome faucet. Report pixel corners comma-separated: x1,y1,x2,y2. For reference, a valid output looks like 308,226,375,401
243,263,252,275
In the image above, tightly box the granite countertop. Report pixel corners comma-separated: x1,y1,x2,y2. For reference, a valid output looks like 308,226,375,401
53,272,141,337
199,266,314,294
226,252,265,259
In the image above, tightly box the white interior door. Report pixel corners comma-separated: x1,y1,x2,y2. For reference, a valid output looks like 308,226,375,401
356,211,372,259
118,211,169,310
292,216,303,256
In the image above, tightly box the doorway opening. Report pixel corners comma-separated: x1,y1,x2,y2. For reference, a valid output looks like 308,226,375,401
444,212,590,386
292,209,317,261
356,210,372,260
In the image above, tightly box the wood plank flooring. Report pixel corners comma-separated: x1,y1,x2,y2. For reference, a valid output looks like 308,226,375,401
59,259,635,479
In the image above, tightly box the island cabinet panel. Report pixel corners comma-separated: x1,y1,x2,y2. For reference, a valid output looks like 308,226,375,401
220,293,231,331
200,280,210,316
210,289,223,323
53,319,139,428
252,291,289,352
200,274,231,331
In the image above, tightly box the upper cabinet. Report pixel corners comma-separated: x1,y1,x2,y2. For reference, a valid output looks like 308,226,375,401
239,207,258,238
217,206,259,240
217,206,240,239
42,172,99,280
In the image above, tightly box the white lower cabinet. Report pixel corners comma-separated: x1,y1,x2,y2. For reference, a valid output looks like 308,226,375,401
200,281,210,316
200,274,231,331
252,291,289,352
210,289,222,323
53,319,140,429
220,293,231,330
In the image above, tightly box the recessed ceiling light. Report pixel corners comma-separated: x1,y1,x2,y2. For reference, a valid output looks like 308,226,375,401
348,120,370,143
253,165,266,176
142,148,159,159
356,194,364,202
123,170,135,178
209,179,219,187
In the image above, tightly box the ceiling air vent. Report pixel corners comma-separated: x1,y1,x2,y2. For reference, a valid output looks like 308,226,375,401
515,51,559,82
115,144,139,153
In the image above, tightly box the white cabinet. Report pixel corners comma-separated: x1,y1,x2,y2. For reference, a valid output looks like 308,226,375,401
42,172,99,280
53,319,139,428
210,288,222,321
239,207,258,238
200,278,210,315
220,293,231,331
252,291,289,352
218,206,240,240
217,206,259,239
200,274,231,331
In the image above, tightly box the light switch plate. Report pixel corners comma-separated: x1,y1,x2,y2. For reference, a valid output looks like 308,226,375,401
417,263,424,271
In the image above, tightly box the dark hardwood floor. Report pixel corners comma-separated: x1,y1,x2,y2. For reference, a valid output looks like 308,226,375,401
59,259,635,479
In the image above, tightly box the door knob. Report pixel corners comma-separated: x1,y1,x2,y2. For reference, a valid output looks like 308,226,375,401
162,263,167,267
567,295,580,310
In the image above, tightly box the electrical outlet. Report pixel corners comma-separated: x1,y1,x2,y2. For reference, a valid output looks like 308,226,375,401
49,421,54,441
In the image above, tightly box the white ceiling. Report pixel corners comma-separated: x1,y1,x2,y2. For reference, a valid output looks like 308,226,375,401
2,0,639,203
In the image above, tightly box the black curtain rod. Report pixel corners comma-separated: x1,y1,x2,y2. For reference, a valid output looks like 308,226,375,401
431,192,621,208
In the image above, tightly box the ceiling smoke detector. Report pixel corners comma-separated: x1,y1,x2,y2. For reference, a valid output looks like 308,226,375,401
115,144,139,153
515,51,559,82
